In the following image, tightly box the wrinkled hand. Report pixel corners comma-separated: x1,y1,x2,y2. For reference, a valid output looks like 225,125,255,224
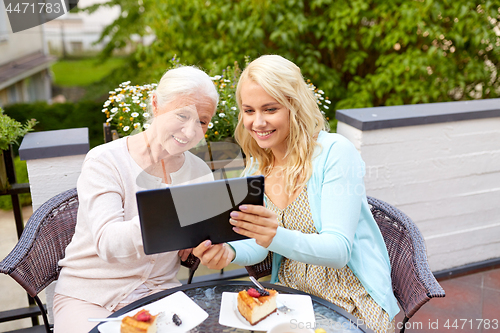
229,205,278,248
178,248,192,262
193,240,235,270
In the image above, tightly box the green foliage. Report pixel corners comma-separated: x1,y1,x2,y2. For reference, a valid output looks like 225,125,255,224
3,101,105,149
0,157,31,210
85,0,500,116
0,108,36,151
51,57,127,87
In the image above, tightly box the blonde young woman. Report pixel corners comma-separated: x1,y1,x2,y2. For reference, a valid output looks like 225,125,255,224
194,55,399,333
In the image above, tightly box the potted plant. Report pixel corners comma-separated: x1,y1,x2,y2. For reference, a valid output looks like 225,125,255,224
0,107,36,191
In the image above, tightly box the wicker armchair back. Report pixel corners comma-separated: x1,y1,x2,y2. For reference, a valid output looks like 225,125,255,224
0,188,78,332
245,196,445,333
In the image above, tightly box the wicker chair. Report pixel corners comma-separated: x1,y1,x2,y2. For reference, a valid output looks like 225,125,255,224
245,196,445,333
0,188,200,333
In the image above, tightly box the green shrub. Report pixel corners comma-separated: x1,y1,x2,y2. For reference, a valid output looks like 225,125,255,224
3,101,105,149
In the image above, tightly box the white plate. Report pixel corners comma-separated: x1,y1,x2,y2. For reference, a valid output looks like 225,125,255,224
98,291,208,333
219,292,315,331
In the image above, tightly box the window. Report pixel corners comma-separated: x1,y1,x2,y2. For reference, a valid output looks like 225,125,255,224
70,41,83,53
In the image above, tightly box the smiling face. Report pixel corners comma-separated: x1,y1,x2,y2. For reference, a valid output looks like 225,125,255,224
240,80,290,156
153,94,215,156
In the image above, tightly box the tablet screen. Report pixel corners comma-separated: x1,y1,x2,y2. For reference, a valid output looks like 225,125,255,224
137,175,264,254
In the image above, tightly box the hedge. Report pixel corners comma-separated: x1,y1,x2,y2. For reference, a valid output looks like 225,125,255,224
3,100,105,151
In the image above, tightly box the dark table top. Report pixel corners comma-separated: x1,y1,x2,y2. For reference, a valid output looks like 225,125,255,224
89,280,374,333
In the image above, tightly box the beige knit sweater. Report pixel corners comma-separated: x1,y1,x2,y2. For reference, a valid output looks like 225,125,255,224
56,137,213,310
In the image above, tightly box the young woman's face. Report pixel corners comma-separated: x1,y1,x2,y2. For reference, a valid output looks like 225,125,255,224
240,80,290,154
154,94,215,155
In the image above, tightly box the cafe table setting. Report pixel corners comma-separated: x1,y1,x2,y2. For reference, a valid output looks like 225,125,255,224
88,280,375,333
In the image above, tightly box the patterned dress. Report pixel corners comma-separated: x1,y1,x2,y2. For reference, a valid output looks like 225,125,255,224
266,187,395,333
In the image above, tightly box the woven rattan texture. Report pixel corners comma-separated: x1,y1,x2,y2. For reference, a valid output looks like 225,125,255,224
245,252,273,280
0,188,78,297
367,196,445,318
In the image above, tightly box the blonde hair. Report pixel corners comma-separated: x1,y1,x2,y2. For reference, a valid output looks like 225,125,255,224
235,55,329,194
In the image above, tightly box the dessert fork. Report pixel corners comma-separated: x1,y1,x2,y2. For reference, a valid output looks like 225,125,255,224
248,276,293,313
88,311,165,322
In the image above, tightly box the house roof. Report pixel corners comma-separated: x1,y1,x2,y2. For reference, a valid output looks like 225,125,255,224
0,52,56,90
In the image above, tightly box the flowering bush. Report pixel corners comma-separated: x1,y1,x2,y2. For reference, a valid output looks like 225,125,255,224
102,59,331,141
102,81,156,137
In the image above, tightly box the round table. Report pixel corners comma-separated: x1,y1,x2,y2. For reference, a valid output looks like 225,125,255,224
89,280,374,333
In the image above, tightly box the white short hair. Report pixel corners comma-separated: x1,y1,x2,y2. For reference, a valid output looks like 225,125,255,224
154,66,219,110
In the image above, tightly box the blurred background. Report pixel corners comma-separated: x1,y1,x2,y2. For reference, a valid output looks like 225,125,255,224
1,0,500,331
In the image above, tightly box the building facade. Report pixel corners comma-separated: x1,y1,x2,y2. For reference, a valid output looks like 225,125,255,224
0,6,55,107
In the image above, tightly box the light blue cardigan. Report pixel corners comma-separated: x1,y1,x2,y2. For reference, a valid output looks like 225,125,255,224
230,131,400,320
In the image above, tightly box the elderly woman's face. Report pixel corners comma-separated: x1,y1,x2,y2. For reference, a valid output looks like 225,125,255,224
153,95,215,155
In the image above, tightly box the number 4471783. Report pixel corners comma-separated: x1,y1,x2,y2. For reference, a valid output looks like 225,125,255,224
444,319,498,330
5,2,62,14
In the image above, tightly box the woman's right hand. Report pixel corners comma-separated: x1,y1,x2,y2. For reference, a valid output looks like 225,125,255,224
193,240,235,270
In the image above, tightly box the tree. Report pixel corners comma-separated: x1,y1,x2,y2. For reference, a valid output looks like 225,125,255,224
85,0,500,118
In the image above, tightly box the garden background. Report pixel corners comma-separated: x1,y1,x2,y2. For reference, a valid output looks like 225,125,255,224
2,0,500,211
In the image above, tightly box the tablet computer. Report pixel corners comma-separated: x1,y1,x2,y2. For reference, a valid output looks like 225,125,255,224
136,175,264,254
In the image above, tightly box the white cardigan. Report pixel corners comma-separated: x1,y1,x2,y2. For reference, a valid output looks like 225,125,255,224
56,137,213,310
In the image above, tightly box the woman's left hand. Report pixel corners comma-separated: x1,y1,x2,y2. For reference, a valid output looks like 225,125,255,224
178,248,193,261
230,205,278,248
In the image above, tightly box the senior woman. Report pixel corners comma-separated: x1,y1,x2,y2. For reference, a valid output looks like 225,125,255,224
53,66,218,333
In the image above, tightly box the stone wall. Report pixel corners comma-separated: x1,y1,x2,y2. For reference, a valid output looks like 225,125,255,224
337,99,500,272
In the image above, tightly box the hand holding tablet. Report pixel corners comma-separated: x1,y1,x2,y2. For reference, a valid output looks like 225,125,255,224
136,175,264,254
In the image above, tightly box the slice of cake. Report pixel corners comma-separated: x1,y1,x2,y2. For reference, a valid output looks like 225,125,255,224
120,309,158,333
237,287,278,325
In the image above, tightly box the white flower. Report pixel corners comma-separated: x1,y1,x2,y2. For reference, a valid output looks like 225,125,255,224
211,75,222,80
318,90,324,94
219,113,225,118
131,112,139,118
215,121,219,124
231,107,237,111
140,103,147,108
143,112,150,118
104,100,111,107
102,108,108,113
134,122,141,128
115,88,121,92
325,100,331,104
132,96,140,100
106,118,113,122
221,101,226,105
324,105,329,109
208,122,214,129
224,79,231,83
123,126,130,131
144,123,150,129
111,107,118,113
